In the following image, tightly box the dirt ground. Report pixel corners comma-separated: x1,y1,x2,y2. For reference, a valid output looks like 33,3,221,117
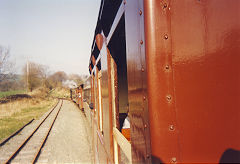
37,100,93,163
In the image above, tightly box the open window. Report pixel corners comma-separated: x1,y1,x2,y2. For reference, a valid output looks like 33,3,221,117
108,13,129,132
107,13,131,163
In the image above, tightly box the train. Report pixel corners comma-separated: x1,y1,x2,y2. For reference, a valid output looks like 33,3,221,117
71,0,240,163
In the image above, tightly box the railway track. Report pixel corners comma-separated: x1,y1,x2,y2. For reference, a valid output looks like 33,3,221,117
2,99,63,164
0,119,35,147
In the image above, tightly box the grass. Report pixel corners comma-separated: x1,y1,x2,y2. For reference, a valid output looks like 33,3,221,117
0,97,57,141
0,90,25,98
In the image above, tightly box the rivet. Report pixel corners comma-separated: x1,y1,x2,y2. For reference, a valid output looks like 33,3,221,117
141,67,145,72
140,40,143,44
164,34,168,39
166,95,172,101
146,154,150,158
163,3,168,9
144,124,147,128
169,125,175,131
143,96,146,100
165,65,170,70
171,157,177,163
139,10,142,15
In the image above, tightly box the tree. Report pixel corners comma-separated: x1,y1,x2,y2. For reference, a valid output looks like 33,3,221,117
23,61,48,92
48,71,67,88
0,46,13,81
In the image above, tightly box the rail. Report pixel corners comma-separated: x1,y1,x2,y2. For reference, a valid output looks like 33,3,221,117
32,99,63,163
0,119,34,147
4,99,63,164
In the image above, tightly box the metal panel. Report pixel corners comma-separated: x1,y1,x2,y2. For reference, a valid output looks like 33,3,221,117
125,0,151,163
171,0,240,162
144,0,180,163
144,0,240,163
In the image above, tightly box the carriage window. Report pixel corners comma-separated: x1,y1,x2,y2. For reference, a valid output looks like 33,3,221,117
108,13,129,139
108,13,131,163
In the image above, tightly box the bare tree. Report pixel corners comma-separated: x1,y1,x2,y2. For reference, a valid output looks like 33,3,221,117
23,61,48,92
0,46,13,81
36,64,49,88
48,71,67,88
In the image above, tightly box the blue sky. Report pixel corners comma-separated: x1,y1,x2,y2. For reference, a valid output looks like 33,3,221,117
0,0,101,75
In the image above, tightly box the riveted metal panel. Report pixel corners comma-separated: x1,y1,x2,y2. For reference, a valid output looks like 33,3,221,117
125,0,151,163
144,0,180,163
145,0,240,163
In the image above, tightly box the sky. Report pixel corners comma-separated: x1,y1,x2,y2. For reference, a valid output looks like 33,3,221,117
0,0,101,75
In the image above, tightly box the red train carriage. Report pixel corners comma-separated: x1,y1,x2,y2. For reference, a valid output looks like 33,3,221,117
71,86,84,110
81,0,240,163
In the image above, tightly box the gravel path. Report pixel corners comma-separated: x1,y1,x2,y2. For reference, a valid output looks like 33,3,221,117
37,100,93,163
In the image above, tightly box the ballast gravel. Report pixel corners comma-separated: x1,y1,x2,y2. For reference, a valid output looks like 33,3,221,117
37,100,93,163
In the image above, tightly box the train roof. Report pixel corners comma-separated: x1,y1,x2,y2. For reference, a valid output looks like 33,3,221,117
89,0,123,75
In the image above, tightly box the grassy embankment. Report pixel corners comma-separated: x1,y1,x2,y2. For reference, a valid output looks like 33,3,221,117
0,90,25,98
0,88,63,141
